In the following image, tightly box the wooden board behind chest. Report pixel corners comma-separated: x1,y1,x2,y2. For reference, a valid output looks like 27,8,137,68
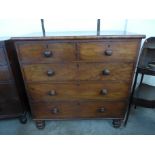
0,41,27,121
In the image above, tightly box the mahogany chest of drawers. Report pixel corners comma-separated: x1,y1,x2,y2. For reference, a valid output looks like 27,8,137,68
0,41,27,123
10,35,145,129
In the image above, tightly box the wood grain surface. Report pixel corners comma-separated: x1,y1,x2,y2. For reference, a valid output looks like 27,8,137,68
27,82,129,101
31,100,126,119
17,42,76,63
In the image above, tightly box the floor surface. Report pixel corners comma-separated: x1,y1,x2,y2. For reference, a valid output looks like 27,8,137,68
0,107,155,135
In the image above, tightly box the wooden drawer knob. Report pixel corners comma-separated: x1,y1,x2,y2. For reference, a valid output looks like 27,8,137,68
47,69,55,76
100,89,108,95
98,107,105,113
105,50,113,56
102,69,110,75
43,50,52,57
48,90,56,96
51,108,59,114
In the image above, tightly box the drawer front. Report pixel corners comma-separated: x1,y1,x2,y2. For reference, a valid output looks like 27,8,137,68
0,47,7,65
17,42,76,63
23,63,77,82
27,82,129,102
79,40,139,62
0,66,12,81
31,101,126,119
78,62,134,81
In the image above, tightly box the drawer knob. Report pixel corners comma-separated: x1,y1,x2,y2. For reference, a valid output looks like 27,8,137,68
48,90,56,96
105,50,113,56
51,108,59,114
44,50,52,57
98,107,105,113
103,69,110,75
47,69,55,76
100,89,108,95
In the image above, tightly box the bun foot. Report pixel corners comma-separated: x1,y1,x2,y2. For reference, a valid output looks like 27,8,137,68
19,115,27,124
36,120,45,129
112,119,122,128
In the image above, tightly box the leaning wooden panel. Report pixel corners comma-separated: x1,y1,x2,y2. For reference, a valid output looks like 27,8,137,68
0,41,28,123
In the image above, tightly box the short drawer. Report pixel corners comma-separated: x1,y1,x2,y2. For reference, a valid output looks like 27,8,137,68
79,40,139,62
16,42,76,63
0,66,12,81
0,47,7,65
78,62,134,81
27,82,130,102
22,63,77,82
30,101,126,119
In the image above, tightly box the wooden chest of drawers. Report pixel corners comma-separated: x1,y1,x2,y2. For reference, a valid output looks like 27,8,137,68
11,35,145,129
0,41,27,123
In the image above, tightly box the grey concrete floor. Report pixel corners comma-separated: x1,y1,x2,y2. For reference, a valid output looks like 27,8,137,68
0,106,155,135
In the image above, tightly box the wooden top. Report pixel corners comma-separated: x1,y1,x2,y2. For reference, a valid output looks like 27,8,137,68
10,35,146,41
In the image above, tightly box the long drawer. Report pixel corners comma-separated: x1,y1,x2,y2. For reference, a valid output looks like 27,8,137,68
78,40,139,62
27,82,130,102
22,62,134,82
16,42,76,63
31,101,126,119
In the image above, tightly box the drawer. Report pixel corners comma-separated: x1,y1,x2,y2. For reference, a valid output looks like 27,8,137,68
30,101,126,119
23,63,77,82
78,62,134,81
79,40,139,62
0,47,7,65
0,66,12,81
16,42,76,63
27,82,129,102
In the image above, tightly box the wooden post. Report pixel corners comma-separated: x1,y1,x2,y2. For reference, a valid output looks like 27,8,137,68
97,19,101,36
41,19,46,37
124,19,128,35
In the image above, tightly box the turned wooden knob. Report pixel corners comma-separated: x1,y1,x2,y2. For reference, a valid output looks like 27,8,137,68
43,50,52,57
51,108,59,114
47,69,55,76
48,90,56,96
102,69,110,75
105,50,113,56
100,89,108,95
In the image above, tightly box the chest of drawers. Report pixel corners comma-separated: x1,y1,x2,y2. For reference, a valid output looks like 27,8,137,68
10,35,145,129
0,41,27,123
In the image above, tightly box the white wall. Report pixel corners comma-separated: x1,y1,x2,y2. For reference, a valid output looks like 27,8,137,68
1,19,155,38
